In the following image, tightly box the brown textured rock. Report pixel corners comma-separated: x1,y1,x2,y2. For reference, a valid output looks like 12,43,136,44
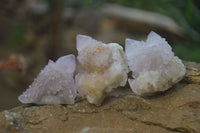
0,83,200,133
0,62,200,133
183,61,200,84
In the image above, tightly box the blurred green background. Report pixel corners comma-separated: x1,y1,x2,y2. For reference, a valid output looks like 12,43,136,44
0,0,199,111
75,0,200,61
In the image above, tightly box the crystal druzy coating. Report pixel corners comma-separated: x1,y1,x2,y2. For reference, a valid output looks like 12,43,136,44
18,32,186,105
125,31,186,96
18,55,77,104
75,35,129,105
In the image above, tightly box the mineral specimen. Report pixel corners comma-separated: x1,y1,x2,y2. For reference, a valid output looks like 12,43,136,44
18,55,77,104
75,35,129,105
125,31,186,96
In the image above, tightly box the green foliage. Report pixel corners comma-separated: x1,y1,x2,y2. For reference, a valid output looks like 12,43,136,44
9,24,26,47
172,42,200,62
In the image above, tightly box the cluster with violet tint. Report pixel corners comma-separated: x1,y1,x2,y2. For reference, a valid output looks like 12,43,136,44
75,35,129,106
18,31,186,106
125,31,186,96
18,55,77,104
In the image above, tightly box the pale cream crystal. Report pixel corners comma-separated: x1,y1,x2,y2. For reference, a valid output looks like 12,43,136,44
75,35,129,105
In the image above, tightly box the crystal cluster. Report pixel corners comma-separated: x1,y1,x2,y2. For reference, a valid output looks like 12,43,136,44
75,35,129,105
125,31,186,96
18,32,186,106
18,55,77,104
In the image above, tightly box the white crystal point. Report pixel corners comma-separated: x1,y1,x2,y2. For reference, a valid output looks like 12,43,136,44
146,31,165,46
76,35,129,106
125,31,186,96
18,54,77,104
76,34,99,51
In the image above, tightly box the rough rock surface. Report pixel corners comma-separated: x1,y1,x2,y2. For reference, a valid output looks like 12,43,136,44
0,62,200,133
